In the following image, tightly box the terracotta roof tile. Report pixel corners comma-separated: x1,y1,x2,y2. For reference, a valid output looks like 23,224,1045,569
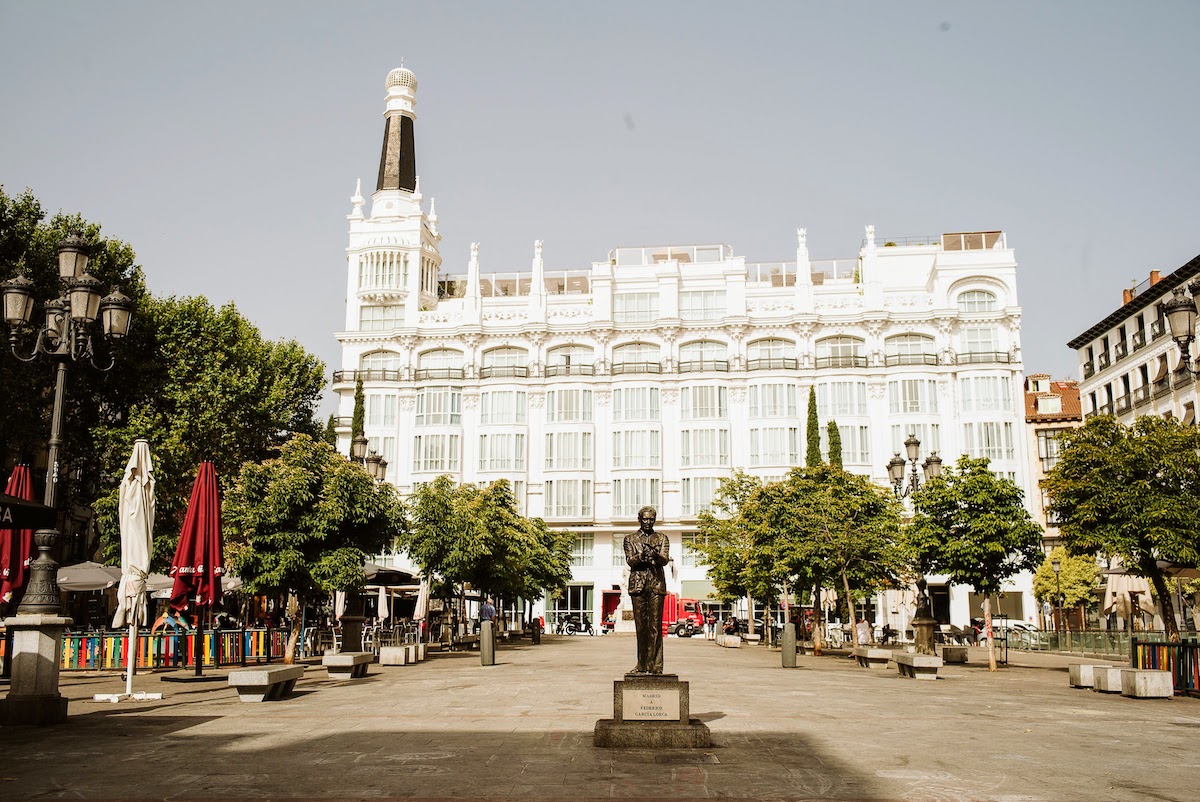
1025,380,1082,422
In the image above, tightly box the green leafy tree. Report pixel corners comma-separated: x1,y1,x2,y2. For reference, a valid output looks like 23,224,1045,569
805,387,822,467
1031,547,1098,628
1044,415,1200,641
907,455,1043,670
826,420,843,468
223,434,405,661
322,414,338,446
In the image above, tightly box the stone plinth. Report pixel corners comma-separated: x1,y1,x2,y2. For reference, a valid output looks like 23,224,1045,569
1121,669,1173,698
594,673,711,748
0,614,72,726
1093,667,1124,693
1069,663,1102,688
940,645,968,664
894,652,942,680
853,647,892,668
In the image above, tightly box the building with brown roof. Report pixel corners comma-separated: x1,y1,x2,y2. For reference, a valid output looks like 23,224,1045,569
1023,374,1082,550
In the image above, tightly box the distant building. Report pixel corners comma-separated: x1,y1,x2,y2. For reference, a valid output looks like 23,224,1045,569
1022,375,1081,550
334,67,1037,630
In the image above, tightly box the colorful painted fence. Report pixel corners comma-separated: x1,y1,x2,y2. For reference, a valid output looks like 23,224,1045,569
55,628,290,671
1131,638,1200,697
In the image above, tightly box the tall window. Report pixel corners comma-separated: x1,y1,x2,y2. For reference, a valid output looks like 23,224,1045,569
546,389,593,422
611,342,661,371
888,380,938,414
544,479,593,518
816,381,867,416
889,424,940,456
681,386,728,419
412,434,461,472
678,340,727,368
570,534,594,567
613,478,662,517
546,345,594,375
545,431,593,470
614,292,658,323
679,290,725,320
612,387,660,421
415,386,462,425
963,422,1015,461
815,337,864,367
366,436,396,472
418,349,465,370
481,347,528,377
359,305,402,331
885,334,936,364
366,393,397,427
748,338,796,361
681,532,708,567
962,326,998,353
360,351,403,372
749,427,799,466
820,424,871,464
681,478,722,516
958,290,999,313
680,428,730,467
1037,429,1063,471
612,535,627,567
959,376,1013,412
480,391,527,424
478,433,525,471
612,429,662,468
358,251,407,290
749,384,797,417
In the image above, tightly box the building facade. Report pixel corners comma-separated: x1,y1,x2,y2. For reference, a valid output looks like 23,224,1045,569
334,68,1036,630
1022,374,1082,551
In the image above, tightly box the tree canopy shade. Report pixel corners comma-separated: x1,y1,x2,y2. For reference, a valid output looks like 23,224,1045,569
805,387,821,467
1043,415,1200,641
907,455,1043,669
692,471,773,606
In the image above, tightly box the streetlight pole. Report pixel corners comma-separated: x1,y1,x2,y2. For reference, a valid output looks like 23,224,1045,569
885,433,943,498
1051,558,1062,638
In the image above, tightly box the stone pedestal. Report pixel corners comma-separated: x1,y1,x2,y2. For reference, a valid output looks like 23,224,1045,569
594,673,711,748
781,623,797,668
0,614,72,726
911,615,937,656
480,620,495,666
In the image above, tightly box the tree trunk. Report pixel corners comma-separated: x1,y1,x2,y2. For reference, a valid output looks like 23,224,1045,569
841,570,857,645
746,595,756,636
811,579,824,656
984,595,997,672
1147,568,1181,642
283,595,304,665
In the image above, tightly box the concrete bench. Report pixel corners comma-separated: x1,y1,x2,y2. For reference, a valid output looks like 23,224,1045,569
1092,667,1123,693
228,665,305,702
939,645,968,664
456,635,480,651
894,653,943,680
715,633,741,648
379,645,412,666
743,633,762,644
1068,663,1107,689
1121,669,1173,698
853,647,892,668
323,651,374,679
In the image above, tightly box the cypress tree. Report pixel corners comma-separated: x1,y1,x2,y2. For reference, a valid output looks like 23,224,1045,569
805,387,822,467
322,414,338,446
827,419,843,468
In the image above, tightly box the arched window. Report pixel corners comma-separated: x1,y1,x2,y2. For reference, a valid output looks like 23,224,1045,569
884,334,936,366
612,342,662,375
957,290,998,313
747,338,797,370
481,347,529,379
815,336,865,369
417,349,464,380
678,340,728,373
359,351,403,380
546,345,595,377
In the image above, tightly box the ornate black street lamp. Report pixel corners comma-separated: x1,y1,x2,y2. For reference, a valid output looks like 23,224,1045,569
885,433,942,498
1163,281,1200,373
365,450,388,483
350,433,369,463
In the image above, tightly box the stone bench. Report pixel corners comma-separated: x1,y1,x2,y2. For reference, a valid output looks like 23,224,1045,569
743,633,762,644
894,653,943,680
715,633,741,648
1092,666,1123,693
1068,663,1107,689
227,665,305,702
1121,669,1173,698
379,643,425,665
939,645,968,664
322,651,374,679
853,647,892,668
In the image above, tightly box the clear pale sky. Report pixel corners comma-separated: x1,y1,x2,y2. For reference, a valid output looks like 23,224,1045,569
3,2,1198,414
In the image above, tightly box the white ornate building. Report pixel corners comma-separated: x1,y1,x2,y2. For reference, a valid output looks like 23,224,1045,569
334,68,1036,630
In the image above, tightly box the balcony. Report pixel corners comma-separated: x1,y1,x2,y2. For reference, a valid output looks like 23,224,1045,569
1152,320,1167,340
1115,393,1133,414
1097,351,1111,370
957,351,1012,365
479,365,529,379
1098,403,1114,416
1132,330,1147,351
747,357,799,371
1153,377,1173,398
1174,369,1195,389
885,353,938,367
545,363,595,377
1082,362,1095,379
611,361,662,376
678,359,729,374
1114,342,1129,362
333,369,402,383
415,367,465,381
1133,385,1152,407
815,355,868,369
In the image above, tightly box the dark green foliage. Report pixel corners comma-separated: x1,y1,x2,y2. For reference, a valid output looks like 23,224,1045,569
827,420,843,468
352,378,365,440
322,414,338,446
805,387,821,467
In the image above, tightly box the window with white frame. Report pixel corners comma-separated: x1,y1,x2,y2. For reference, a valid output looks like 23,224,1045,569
962,326,999,353
681,385,728,419
360,351,403,372
612,387,660,421
612,477,662,517
569,534,594,567
612,535,626,567
888,380,938,414
478,432,526,472
678,340,727,365
545,388,593,422
681,478,722,516
366,393,397,427
680,428,730,467
547,344,594,369
544,479,592,518
366,436,396,474
611,342,661,366
749,383,797,417
963,421,1015,461
482,347,527,368
480,390,527,424
749,427,800,466
419,349,465,370
545,431,593,470
612,429,662,468
415,386,462,425
412,433,461,472
359,305,402,331
957,290,999,313
889,424,941,457
748,338,796,361
885,334,935,360
815,381,867,416
815,336,864,365
819,424,871,464
1036,429,1063,471
679,290,726,320
681,532,708,567
959,376,1013,412
358,251,407,290
614,292,659,323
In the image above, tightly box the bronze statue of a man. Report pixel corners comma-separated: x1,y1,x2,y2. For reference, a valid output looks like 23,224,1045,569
624,505,669,674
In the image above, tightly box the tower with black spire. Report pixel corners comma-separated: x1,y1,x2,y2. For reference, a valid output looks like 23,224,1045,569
377,66,418,193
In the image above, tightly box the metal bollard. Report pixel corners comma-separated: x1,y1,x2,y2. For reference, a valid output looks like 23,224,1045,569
782,623,797,668
481,620,496,666
531,619,542,645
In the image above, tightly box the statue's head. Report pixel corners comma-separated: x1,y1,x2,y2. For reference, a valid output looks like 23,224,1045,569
637,506,657,532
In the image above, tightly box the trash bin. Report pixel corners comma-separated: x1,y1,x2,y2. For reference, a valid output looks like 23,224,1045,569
531,620,542,645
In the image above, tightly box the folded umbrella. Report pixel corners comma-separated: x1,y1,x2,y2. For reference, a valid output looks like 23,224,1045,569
168,462,224,611
1,466,40,604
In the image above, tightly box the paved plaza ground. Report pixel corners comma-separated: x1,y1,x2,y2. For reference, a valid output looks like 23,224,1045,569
1,634,1196,801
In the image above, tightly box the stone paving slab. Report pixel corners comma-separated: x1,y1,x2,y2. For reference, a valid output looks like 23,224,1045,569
0,637,1197,800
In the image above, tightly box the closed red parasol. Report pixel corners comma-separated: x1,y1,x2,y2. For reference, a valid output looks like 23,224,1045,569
168,462,224,612
1,465,35,605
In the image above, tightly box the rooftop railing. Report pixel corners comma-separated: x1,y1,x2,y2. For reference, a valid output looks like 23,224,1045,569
610,244,732,267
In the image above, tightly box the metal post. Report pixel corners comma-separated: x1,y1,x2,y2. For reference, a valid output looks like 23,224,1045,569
782,622,797,668
43,360,68,508
480,620,495,666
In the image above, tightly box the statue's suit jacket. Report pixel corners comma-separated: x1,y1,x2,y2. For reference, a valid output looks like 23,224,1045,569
625,531,669,595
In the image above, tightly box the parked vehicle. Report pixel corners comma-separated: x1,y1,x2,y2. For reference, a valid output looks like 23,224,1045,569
554,613,594,636
661,595,705,637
